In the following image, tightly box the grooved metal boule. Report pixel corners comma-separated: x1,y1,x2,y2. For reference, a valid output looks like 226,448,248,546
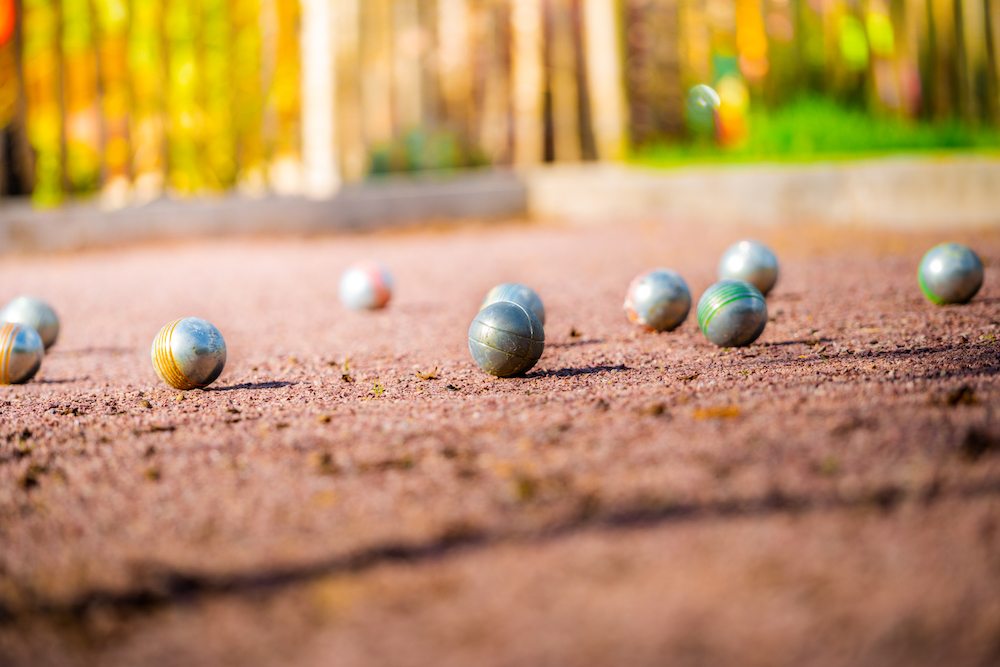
0,322,44,384
151,317,227,390
468,301,545,378
918,243,983,305
479,282,546,325
697,279,768,348
717,240,779,296
0,296,59,350
624,268,690,332
339,260,393,310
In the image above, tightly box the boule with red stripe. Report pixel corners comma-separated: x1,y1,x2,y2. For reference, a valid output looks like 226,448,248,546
624,268,691,332
339,260,393,310
697,279,768,348
151,317,227,390
0,322,44,385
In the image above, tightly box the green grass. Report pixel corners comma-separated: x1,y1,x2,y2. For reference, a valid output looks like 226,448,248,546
630,96,1000,168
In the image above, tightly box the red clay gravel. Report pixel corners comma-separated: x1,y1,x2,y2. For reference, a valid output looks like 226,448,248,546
2,217,1000,666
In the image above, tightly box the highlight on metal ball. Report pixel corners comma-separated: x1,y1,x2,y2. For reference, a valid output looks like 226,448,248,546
151,317,227,390
623,268,691,332
0,295,60,351
468,300,545,378
918,243,984,305
0,321,44,385
717,240,779,297
479,282,546,326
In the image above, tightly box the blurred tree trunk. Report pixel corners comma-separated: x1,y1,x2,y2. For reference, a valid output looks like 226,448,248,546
94,0,130,208
583,0,626,157
621,0,677,146
680,0,712,88
232,0,266,194
266,0,301,193
22,0,61,206
897,0,927,117
511,0,545,164
336,0,366,180
61,0,100,192
393,0,422,131
128,0,164,202
165,0,202,194
925,0,957,118
301,0,339,198
987,0,1000,120
478,0,513,163
361,0,394,147
548,0,582,160
438,0,474,144
956,0,987,123
203,0,235,189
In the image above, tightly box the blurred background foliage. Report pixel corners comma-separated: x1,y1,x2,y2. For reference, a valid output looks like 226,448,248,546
0,0,997,207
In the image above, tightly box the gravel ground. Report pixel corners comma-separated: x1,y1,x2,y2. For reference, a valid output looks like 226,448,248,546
1,217,1000,666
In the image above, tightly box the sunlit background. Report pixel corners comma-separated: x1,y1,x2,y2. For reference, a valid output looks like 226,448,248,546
0,0,997,207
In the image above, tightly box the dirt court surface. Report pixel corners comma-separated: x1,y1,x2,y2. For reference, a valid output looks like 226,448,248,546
2,216,1000,666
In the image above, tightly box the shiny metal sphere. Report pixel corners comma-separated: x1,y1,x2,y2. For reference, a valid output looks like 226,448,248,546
339,260,393,310
717,240,779,296
479,282,546,325
468,301,545,377
624,268,690,332
0,296,59,350
151,317,227,390
0,322,44,384
919,243,984,305
697,279,768,347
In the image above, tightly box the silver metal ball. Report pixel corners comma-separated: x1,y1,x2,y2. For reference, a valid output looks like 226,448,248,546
718,240,779,296
339,260,393,310
151,317,227,390
468,301,545,378
0,296,59,350
0,322,44,384
697,279,768,347
624,268,690,332
479,282,546,325
919,243,983,305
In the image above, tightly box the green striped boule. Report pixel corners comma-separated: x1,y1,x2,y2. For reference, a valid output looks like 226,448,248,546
697,279,768,348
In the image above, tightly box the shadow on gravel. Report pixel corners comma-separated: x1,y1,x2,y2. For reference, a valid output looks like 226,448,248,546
53,347,135,356
524,364,628,378
35,377,89,384
7,475,1000,625
547,339,604,349
764,337,834,347
207,381,297,392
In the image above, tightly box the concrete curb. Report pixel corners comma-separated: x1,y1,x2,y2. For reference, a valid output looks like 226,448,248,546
525,156,1000,230
0,170,527,254
1,156,997,255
